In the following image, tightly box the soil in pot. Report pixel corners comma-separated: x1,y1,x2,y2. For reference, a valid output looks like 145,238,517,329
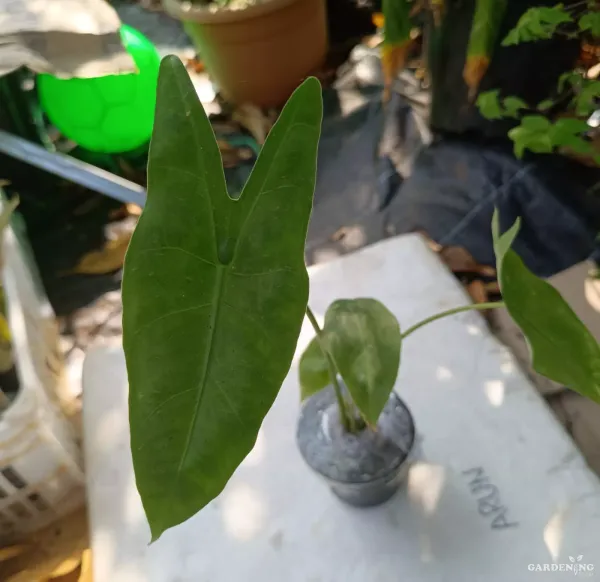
163,0,328,107
297,385,415,507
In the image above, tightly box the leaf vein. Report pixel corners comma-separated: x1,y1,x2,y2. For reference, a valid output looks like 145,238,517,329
152,164,205,184
141,388,196,424
133,303,212,337
231,267,292,278
216,380,247,430
138,246,217,267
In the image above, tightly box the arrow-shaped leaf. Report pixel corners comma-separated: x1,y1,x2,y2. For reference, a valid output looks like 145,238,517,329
323,298,401,425
123,56,322,540
492,210,600,403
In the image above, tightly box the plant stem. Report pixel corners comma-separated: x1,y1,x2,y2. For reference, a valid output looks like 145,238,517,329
305,305,354,432
400,301,505,340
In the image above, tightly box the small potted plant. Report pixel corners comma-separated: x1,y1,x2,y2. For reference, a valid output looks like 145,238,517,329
162,0,328,107
122,56,600,541
297,301,416,507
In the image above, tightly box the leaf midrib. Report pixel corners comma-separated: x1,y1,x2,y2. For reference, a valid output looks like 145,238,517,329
170,75,310,477
177,264,226,475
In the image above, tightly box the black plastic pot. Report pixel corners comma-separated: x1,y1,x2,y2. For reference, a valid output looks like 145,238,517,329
297,386,415,507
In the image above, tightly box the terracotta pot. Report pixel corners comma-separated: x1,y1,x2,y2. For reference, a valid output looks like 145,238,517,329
163,0,328,107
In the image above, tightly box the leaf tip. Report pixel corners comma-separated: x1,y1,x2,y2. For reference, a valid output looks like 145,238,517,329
160,53,185,72
491,207,500,241
295,76,323,105
148,524,165,545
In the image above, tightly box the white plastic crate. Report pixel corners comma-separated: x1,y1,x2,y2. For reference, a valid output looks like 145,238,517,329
0,217,84,543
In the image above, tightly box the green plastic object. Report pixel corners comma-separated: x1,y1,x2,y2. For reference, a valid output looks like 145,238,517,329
38,25,160,154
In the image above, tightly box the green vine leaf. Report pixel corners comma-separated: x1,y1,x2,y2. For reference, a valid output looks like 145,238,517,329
537,98,555,111
476,89,504,120
558,70,583,93
503,4,573,45
322,299,401,425
550,117,591,155
579,11,600,36
572,80,600,117
299,338,329,401
508,115,553,157
508,115,591,158
503,96,528,118
123,56,323,540
492,210,600,404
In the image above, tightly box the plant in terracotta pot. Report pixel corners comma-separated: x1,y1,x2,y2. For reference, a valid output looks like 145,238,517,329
162,0,328,108
122,56,600,541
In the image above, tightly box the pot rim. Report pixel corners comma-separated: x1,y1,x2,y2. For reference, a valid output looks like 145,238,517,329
162,0,299,24
299,390,417,486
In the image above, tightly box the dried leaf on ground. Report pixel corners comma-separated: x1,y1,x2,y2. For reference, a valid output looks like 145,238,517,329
185,57,205,74
66,231,132,275
0,546,27,563
467,279,488,304
217,139,253,168
419,232,496,277
438,245,496,277
109,203,143,220
1,508,88,582
232,103,273,144
372,12,384,28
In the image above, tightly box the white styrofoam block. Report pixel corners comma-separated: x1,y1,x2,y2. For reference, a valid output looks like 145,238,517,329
83,235,600,582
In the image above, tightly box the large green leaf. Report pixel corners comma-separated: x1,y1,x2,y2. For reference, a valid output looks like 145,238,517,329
492,210,600,403
299,337,329,401
322,299,401,425
122,56,322,540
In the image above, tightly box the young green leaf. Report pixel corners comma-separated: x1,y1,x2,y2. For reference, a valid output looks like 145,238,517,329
503,4,572,45
502,96,528,118
492,210,600,404
550,117,592,155
508,115,553,157
322,298,401,425
579,12,600,36
537,98,554,112
123,56,323,540
299,337,329,401
558,70,583,93
572,80,600,117
476,89,504,120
